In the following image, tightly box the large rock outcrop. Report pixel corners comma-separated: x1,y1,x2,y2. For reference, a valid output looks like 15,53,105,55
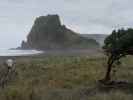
20,14,99,50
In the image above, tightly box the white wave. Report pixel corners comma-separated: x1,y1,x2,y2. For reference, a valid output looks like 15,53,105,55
0,49,43,56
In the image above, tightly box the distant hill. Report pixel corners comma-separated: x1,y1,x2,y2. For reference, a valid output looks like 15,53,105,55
20,14,99,50
81,34,108,46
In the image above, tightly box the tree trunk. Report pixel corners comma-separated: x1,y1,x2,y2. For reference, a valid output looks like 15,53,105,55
104,56,114,82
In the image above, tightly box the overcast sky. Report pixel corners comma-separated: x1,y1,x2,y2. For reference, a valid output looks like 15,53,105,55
0,0,132,48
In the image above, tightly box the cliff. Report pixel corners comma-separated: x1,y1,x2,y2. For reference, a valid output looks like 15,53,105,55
81,34,108,46
20,14,99,50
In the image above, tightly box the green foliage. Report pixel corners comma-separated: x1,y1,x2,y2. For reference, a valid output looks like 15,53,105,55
103,28,133,56
103,28,133,81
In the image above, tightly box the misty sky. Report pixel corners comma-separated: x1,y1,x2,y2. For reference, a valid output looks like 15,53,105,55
0,0,133,48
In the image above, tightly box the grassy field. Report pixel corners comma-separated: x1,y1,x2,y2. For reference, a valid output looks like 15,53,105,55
0,55,133,100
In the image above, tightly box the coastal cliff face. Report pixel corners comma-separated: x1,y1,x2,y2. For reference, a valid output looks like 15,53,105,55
21,14,99,50
81,34,108,46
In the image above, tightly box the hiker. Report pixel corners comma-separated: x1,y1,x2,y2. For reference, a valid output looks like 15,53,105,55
0,59,16,88
4,58,15,71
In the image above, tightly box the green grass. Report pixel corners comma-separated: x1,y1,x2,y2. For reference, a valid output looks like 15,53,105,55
0,55,133,100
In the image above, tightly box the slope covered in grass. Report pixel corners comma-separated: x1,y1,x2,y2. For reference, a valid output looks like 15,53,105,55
0,55,133,100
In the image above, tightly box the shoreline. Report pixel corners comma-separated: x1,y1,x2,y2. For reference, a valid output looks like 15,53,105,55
0,48,103,60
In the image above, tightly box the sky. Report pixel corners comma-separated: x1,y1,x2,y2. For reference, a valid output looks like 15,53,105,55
0,0,133,48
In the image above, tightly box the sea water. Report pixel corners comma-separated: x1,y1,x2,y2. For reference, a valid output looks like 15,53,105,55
0,49,43,56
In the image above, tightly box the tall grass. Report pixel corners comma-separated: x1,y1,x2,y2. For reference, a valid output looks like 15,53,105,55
0,55,133,100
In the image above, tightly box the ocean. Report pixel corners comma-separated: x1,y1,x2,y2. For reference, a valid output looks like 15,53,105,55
0,49,43,56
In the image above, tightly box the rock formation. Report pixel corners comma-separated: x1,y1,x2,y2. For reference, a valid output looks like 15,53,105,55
21,14,99,50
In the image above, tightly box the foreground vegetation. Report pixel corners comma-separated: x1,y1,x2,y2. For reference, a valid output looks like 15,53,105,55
103,28,133,82
0,55,133,100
